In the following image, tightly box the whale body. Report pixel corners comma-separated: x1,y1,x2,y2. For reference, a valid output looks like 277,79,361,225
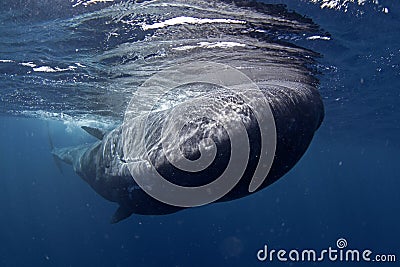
54,78,324,223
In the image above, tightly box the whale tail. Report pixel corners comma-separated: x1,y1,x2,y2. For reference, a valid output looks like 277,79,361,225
51,125,105,168
51,147,74,165
51,145,90,166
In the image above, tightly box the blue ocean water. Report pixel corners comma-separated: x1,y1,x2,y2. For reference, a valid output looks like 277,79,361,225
1,0,399,266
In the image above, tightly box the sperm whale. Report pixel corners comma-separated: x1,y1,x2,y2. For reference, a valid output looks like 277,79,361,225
53,0,325,223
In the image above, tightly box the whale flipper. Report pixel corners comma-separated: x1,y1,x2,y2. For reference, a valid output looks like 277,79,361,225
110,205,134,224
81,126,106,140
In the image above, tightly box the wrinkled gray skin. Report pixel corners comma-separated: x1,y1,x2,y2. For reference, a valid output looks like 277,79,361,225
54,84,324,223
